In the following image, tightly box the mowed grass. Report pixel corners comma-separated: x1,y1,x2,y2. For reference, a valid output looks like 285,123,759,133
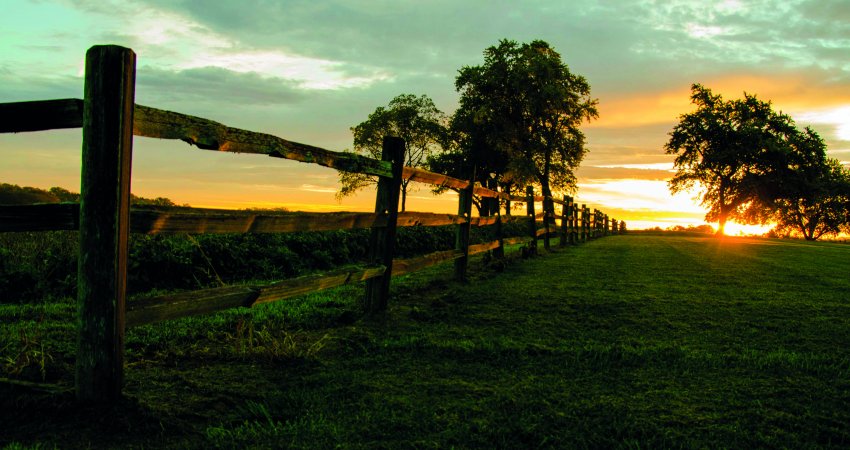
2,235,850,448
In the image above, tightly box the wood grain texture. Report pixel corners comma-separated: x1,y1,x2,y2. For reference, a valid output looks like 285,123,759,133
133,104,392,178
468,239,500,256
0,99,84,133
255,266,386,305
127,285,259,327
470,216,499,226
0,206,477,234
402,166,468,190
364,137,405,312
397,212,469,227
127,266,386,326
76,45,135,402
472,185,501,199
455,178,474,280
392,249,463,277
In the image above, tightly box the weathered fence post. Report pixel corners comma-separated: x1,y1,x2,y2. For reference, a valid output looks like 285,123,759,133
490,179,504,259
454,178,474,280
581,204,588,242
594,209,601,238
559,195,569,247
526,186,537,256
600,211,605,237
364,137,405,312
571,203,578,244
604,215,609,236
76,45,136,403
612,218,618,235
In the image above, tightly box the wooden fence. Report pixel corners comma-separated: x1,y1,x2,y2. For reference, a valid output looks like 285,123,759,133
0,45,623,402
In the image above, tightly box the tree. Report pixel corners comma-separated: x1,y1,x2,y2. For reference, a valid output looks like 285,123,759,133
770,158,850,240
49,187,80,202
337,94,446,211
665,84,810,235
451,40,598,219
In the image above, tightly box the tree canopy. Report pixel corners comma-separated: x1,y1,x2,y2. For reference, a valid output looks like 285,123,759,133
769,157,850,240
337,94,446,211
450,39,597,210
666,84,850,239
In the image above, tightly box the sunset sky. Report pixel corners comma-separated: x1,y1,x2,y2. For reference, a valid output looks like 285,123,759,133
2,0,849,231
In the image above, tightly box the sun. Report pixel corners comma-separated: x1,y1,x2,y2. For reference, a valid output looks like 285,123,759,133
721,222,773,236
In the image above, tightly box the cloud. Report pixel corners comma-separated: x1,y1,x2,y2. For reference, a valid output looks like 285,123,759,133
0,71,81,101
795,106,850,141
135,66,307,106
626,0,850,74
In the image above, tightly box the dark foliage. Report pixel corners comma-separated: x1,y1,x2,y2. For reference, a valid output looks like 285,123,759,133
0,218,529,303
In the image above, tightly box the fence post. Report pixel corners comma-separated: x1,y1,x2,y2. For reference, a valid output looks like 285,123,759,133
581,204,588,242
526,186,537,256
571,203,578,244
612,218,618,235
559,195,569,247
600,211,605,237
454,179,474,280
541,196,550,251
604,215,609,236
364,137,405,312
76,45,136,403
490,179,504,259
573,203,581,244
594,209,600,238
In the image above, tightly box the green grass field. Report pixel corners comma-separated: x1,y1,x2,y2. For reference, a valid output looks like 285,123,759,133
2,235,850,448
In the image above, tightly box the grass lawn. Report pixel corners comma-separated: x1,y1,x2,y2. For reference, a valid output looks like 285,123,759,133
2,235,850,448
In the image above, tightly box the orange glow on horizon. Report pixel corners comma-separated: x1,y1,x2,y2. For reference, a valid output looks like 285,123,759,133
588,74,850,130
718,222,772,237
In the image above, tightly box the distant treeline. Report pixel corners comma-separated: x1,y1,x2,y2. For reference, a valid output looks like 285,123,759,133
0,182,183,208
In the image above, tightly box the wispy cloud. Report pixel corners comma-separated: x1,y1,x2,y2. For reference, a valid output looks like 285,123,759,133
299,184,338,194
795,106,850,141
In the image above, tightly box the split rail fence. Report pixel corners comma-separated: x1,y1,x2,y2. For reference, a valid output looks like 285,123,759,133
0,45,623,402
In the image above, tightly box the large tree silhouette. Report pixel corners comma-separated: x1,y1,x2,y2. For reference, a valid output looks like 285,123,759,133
451,39,597,217
667,84,850,238
666,85,800,235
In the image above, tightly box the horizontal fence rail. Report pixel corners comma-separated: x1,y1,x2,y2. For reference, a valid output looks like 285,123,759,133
0,204,507,234
0,44,625,403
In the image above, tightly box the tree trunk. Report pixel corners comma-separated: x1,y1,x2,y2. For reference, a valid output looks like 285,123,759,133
503,183,511,217
716,214,728,237
400,183,408,212
540,180,555,250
